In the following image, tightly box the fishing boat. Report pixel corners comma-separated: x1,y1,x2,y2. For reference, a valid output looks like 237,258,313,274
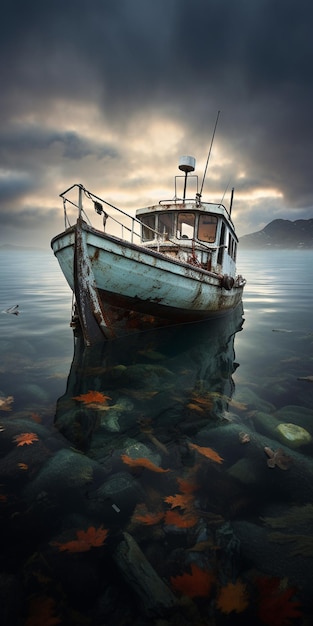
51,154,245,345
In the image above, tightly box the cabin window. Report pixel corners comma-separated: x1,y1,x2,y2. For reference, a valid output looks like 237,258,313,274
198,214,217,242
140,214,155,241
217,222,226,265
177,212,195,239
227,234,237,261
228,233,233,257
158,212,175,239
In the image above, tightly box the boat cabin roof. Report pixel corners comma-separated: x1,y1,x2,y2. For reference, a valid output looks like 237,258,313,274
137,200,232,219
136,201,237,240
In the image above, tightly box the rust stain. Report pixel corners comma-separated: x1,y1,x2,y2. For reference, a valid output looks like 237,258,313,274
90,249,100,263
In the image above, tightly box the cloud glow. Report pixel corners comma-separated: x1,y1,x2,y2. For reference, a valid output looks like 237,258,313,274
1,0,313,248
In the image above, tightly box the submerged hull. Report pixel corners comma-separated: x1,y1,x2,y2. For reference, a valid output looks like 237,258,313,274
51,219,244,343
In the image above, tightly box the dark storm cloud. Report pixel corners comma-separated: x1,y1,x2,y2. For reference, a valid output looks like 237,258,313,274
1,0,313,243
0,206,58,229
0,128,118,163
0,173,34,202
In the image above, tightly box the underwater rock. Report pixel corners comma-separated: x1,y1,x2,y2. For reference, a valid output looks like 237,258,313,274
0,572,24,626
91,471,146,518
276,423,312,448
252,411,281,439
113,531,176,616
23,448,97,501
116,362,173,389
274,405,313,433
0,417,61,456
227,458,258,484
123,440,162,467
100,397,133,432
100,410,120,432
54,407,100,450
232,519,313,598
232,387,276,414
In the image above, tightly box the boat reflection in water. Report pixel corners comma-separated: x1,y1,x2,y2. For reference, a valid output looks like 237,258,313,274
55,304,244,456
52,306,247,621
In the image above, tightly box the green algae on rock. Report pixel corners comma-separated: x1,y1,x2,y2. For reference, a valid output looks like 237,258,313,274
276,422,312,448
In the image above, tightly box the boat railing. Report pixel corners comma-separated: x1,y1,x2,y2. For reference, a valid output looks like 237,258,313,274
60,183,163,245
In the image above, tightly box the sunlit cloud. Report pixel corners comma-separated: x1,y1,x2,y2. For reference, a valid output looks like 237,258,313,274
1,0,313,248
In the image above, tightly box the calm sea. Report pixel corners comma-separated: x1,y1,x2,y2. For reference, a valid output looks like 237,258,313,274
1,247,313,625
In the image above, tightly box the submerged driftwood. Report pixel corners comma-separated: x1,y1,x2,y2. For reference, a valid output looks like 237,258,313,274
113,531,176,616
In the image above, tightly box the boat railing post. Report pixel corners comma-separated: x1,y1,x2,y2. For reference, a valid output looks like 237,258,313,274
78,185,83,219
63,198,67,228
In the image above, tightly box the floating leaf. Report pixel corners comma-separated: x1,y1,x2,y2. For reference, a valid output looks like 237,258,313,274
73,390,111,405
131,503,164,525
17,463,29,470
187,402,204,412
189,392,214,411
176,477,199,494
189,442,223,464
239,431,251,444
30,412,42,423
121,454,169,473
170,562,215,598
264,447,292,470
13,432,39,447
164,508,198,528
0,395,14,412
216,580,249,614
164,492,194,511
52,526,108,553
256,576,302,626
188,538,219,553
229,398,249,411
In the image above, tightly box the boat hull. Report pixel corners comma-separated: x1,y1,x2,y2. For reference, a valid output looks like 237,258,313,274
51,220,244,340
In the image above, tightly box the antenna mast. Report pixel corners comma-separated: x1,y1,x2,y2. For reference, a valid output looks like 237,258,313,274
199,110,221,199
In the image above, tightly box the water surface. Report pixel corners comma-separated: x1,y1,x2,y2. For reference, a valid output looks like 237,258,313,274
1,248,313,625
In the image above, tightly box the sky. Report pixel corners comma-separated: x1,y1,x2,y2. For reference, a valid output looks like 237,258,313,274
1,0,313,248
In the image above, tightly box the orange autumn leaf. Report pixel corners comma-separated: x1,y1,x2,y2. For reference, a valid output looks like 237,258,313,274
216,580,249,614
131,503,164,525
187,392,213,411
193,396,213,406
30,412,42,423
229,398,248,411
164,508,198,528
187,402,204,412
121,454,170,473
171,562,215,598
13,432,39,447
52,525,108,553
176,477,199,494
17,463,29,470
164,492,194,511
256,576,302,626
189,442,223,464
73,390,111,405
25,595,61,626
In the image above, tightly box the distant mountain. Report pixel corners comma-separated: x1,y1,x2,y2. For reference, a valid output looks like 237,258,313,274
240,218,313,249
